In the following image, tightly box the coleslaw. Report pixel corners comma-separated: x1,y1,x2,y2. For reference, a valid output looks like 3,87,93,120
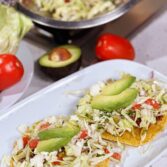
32,0,125,21
76,75,167,142
2,115,122,166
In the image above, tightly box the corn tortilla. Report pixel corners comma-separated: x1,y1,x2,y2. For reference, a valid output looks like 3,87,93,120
102,116,167,147
96,158,110,167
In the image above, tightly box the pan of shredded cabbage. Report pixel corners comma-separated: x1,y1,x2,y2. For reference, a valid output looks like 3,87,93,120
17,0,139,29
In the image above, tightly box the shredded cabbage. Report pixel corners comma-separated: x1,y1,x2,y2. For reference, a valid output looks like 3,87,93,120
32,0,124,21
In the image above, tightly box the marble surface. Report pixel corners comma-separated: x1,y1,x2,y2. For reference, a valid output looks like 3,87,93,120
18,4,167,167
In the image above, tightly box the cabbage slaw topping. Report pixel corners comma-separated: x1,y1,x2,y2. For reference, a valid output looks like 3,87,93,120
76,77,167,142
32,0,124,21
2,116,122,167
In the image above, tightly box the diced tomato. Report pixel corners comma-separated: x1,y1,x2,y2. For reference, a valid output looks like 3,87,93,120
52,156,63,165
132,103,141,110
111,152,121,161
104,148,110,154
39,122,50,130
145,99,160,109
29,139,39,149
52,161,61,165
22,135,30,147
79,130,88,139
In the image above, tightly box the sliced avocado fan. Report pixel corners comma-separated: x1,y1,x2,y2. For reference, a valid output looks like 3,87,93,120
91,88,138,112
38,125,80,140
36,138,71,153
101,75,136,96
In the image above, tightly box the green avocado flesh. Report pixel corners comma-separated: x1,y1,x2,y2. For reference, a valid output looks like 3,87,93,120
101,75,136,96
39,45,81,68
38,126,80,140
91,88,138,112
36,138,71,153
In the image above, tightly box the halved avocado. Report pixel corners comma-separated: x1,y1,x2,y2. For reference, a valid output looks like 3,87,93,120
39,45,81,80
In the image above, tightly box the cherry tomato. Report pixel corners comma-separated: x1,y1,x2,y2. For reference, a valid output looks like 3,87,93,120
0,54,24,91
111,152,121,161
95,33,135,61
79,130,88,139
145,99,160,109
29,139,39,149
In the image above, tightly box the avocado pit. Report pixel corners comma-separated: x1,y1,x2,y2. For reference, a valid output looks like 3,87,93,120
48,47,72,62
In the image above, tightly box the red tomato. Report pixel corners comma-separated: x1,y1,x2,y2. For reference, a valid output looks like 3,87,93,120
0,54,24,91
145,99,160,109
95,33,135,61
79,130,88,139
29,139,39,149
111,152,121,161
22,135,30,148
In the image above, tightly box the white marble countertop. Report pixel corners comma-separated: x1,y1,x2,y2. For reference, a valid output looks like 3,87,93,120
17,4,167,167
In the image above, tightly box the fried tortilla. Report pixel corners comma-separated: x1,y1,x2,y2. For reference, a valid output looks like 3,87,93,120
102,115,167,147
96,158,110,167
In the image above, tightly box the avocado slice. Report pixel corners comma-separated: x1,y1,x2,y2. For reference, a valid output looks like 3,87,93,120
38,45,81,80
36,138,71,153
91,88,138,112
101,75,136,96
38,126,80,140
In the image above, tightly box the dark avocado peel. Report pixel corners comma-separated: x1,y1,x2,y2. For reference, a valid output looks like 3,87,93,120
91,88,138,112
101,75,136,96
39,45,81,80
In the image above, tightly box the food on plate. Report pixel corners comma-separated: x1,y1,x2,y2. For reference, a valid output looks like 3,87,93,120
39,45,81,80
91,88,138,112
103,115,167,147
0,4,33,54
3,73,167,166
101,75,136,95
76,74,167,146
3,116,122,166
31,0,124,21
0,54,24,91
95,33,135,61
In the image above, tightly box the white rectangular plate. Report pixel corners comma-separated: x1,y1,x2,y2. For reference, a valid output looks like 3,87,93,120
1,60,167,167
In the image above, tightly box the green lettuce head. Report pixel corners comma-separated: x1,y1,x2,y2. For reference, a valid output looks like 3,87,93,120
0,4,33,54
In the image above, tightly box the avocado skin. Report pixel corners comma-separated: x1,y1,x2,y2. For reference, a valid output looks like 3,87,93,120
101,75,136,96
40,59,81,80
36,138,71,153
91,88,138,112
38,126,80,140
39,45,81,80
